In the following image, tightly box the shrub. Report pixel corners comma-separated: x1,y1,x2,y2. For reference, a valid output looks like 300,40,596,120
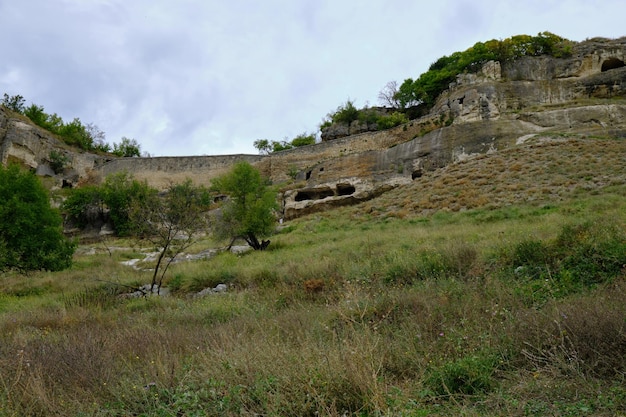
329,99,360,125
0,164,75,272
112,137,141,157
48,150,69,174
395,32,572,111
376,112,409,130
61,185,104,228
554,221,626,286
1,93,25,113
62,171,155,236
508,220,626,286
424,352,500,396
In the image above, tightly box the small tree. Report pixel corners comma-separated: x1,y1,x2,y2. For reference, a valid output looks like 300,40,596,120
290,132,316,147
130,179,211,292
49,150,69,174
378,81,400,108
112,137,141,157
101,172,154,236
253,139,272,155
0,164,75,272
1,93,25,113
211,161,277,250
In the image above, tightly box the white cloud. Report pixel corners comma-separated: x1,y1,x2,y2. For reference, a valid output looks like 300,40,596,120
1,0,624,156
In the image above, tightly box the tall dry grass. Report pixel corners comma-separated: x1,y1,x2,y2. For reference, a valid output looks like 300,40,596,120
2,137,626,415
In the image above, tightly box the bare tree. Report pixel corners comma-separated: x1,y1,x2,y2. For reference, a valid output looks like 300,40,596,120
131,179,211,293
378,81,400,108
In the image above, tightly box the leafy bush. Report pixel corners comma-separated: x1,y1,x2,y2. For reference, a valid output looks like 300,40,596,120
376,111,409,130
211,161,277,250
48,150,69,174
424,352,500,396
112,137,141,157
554,221,626,286
328,99,360,125
395,32,572,110
61,185,103,228
506,220,626,298
62,171,155,236
1,93,25,113
0,164,75,272
253,132,316,154
101,172,156,236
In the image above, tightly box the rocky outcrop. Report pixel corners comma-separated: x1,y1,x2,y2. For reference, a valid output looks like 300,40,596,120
0,108,111,187
279,37,626,218
3,37,626,220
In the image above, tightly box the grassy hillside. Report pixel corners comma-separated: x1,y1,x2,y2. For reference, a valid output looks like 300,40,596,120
1,135,626,416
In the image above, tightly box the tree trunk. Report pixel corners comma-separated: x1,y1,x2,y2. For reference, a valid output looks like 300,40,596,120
245,233,270,250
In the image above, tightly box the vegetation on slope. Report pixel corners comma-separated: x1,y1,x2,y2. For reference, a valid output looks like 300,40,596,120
1,93,141,156
392,32,573,109
1,135,625,416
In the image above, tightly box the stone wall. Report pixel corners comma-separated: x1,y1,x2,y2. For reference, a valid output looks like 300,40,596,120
97,154,267,189
3,36,626,218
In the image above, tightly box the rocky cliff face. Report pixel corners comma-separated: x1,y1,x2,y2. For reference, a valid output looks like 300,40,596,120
0,108,111,187
2,37,626,219
279,37,626,218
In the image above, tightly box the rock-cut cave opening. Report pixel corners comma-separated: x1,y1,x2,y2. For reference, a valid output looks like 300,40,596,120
295,187,334,202
601,57,625,72
336,183,356,196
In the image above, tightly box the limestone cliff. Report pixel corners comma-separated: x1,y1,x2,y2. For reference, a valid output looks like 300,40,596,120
277,37,626,218
2,36,626,219
0,108,111,187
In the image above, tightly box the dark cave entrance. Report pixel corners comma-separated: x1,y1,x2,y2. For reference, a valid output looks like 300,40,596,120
295,187,334,202
601,57,625,72
336,183,356,196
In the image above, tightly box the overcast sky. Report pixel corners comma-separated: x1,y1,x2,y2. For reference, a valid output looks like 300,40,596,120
1,1,624,156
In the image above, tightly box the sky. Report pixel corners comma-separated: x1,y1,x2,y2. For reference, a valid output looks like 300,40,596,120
1,1,625,157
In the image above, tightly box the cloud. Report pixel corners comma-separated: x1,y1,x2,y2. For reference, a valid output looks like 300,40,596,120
1,0,625,156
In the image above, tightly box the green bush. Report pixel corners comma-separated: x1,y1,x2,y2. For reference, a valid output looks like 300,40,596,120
554,222,626,286
424,352,500,397
49,150,69,174
62,185,103,228
376,111,409,130
329,100,360,125
506,221,626,302
396,32,572,110
62,172,156,236
0,164,75,272
1,93,25,113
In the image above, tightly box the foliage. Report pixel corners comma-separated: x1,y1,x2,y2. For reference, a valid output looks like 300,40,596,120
62,171,155,236
393,32,572,109
211,161,277,249
112,137,141,157
130,179,211,291
0,164,75,272
254,132,317,154
321,100,411,135
377,80,400,108
324,99,360,127
375,111,409,130
424,352,501,396
253,139,272,154
2,92,142,154
100,172,155,236
504,220,626,305
1,93,25,113
61,185,105,229
48,150,69,174
289,132,316,147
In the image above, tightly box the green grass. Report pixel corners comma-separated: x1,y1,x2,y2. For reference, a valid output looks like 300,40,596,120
2,137,626,416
